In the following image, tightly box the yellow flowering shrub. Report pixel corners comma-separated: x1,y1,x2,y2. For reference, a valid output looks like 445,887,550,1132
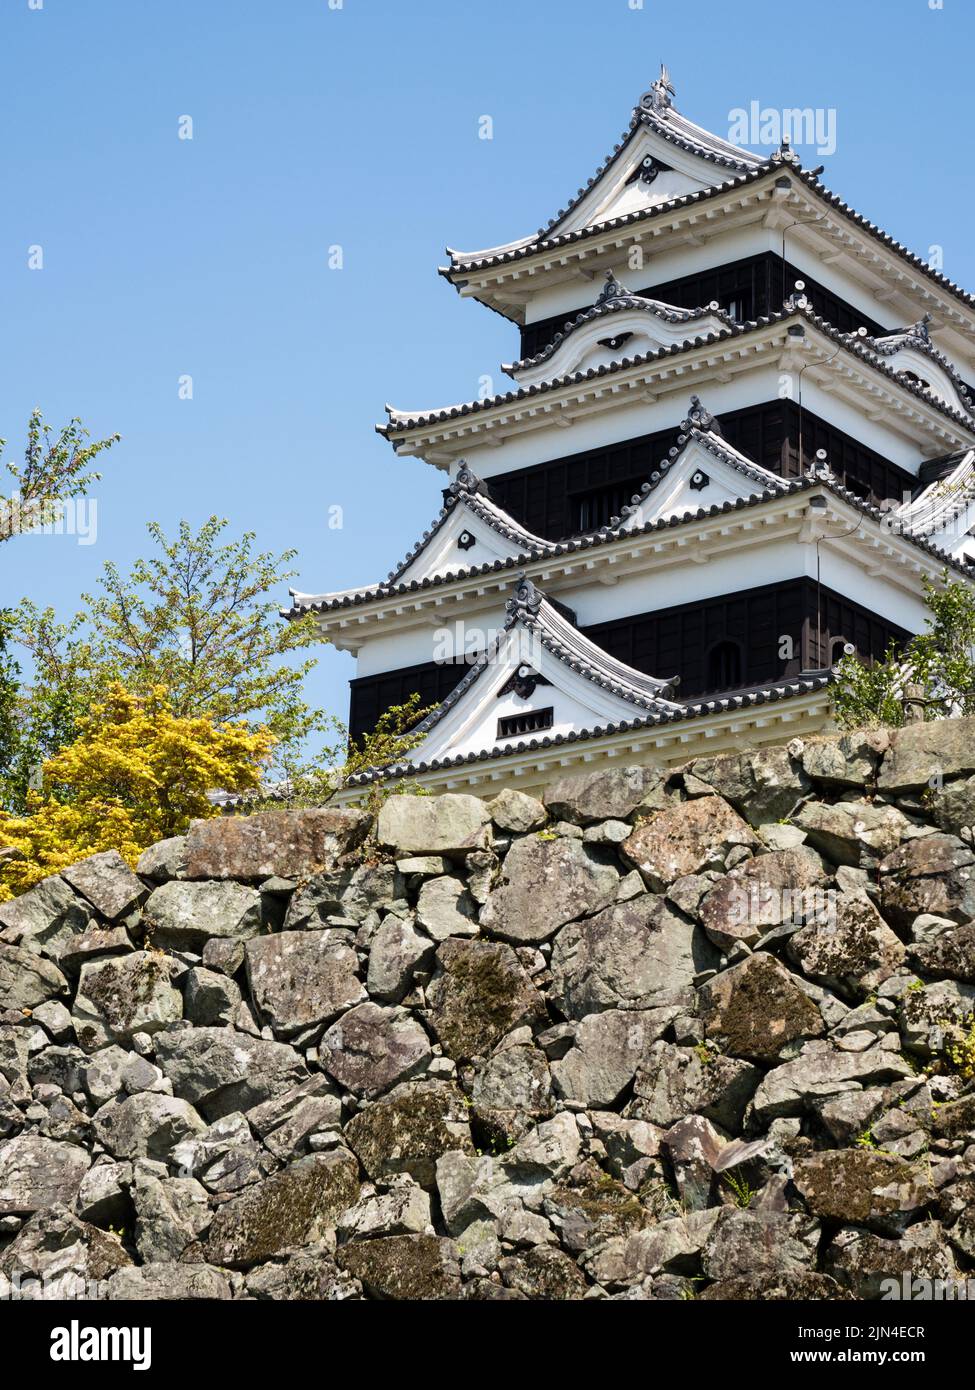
0,684,272,899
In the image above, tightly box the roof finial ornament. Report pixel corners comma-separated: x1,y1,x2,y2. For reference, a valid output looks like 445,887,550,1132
913,312,932,344
452,461,481,494
510,572,543,618
681,394,722,436
596,268,630,305
774,135,800,166
639,63,675,115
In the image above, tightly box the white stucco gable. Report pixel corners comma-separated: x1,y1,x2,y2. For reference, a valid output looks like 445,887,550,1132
894,449,975,563
618,403,788,530
386,467,554,588
404,577,680,766
508,275,732,387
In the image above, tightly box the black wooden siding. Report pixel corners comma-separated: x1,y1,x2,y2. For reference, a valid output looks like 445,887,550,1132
485,402,914,540
347,581,910,737
519,252,889,360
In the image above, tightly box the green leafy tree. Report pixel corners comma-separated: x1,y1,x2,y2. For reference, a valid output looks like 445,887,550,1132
1,410,118,543
834,571,975,728
13,516,327,778
0,614,21,779
257,693,435,811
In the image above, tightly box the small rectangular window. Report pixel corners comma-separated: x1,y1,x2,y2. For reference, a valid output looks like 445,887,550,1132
497,707,554,741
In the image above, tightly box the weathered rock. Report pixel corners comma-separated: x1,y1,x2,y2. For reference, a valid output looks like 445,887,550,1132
543,765,668,825
622,796,759,890
750,1046,913,1122
185,808,370,880
879,835,975,928
366,914,434,1003
550,896,714,1020
132,1171,211,1262
171,1112,273,1191
472,1045,554,1135
338,1177,432,1241
345,1079,473,1188
135,836,187,883
878,717,975,793
0,1136,90,1214
77,1160,132,1227
631,1041,759,1131
153,1026,308,1119
702,1209,820,1279
583,1210,720,1285
283,862,403,930
319,1002,430,1097
910,922,975,982
0,875,92,957
0,944,67,1012
898,980,975,1057
205,1149,360,1268
183,966,241,1026
588,1112,666,1191
244,1250,352,1301
105,1262,232,1300
72,951,182,1050
794,1150,933,1235
686,748,808,826
58,926,134,976
824,1220,958,1299
487,788,548,833
376,794,491,856
700,1271,847,1300
795,799,911,866
143,880,265,951
698,848,826,950
94,1093,206,1161
339,1233,462,1300
0,1207,131,1297
427,939,544,1060
551,1008,676,1109
480,834,617,945
661,1114,724,1210
788,892,907,999
817,1089,887,1146
499,1244,588,1299
61,851,146,922
247,1076,342,1155
699,954,824,1062
541,1158,651,1255
81,1045,163,1107
246,931,365,1037
415,875,478,941
798,729,889,787
930,1094,975,1141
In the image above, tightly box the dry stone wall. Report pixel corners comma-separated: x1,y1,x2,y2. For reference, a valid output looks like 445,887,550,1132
2,720,975,1300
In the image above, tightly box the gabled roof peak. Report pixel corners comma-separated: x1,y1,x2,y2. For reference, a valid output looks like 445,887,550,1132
596,268,633,304
638,64,676,115
680,394,723,436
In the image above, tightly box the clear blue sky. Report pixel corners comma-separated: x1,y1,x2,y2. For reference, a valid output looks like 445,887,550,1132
2,0,972,728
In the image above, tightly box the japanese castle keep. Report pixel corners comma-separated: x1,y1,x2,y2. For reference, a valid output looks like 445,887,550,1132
288,69,975,797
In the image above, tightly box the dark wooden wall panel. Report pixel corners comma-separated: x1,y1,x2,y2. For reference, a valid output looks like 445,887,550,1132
485,403,915,540
519,252,889,360
347,582,911,736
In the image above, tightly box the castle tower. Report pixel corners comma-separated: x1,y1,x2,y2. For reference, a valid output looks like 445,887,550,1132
287,70,975,798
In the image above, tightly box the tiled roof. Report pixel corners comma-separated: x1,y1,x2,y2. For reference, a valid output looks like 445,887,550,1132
380,301,975,438
345,670,835,787
283,441,975,624
442,153,975,329
504,271,735,375
865,316,975,416
404,575,679,749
